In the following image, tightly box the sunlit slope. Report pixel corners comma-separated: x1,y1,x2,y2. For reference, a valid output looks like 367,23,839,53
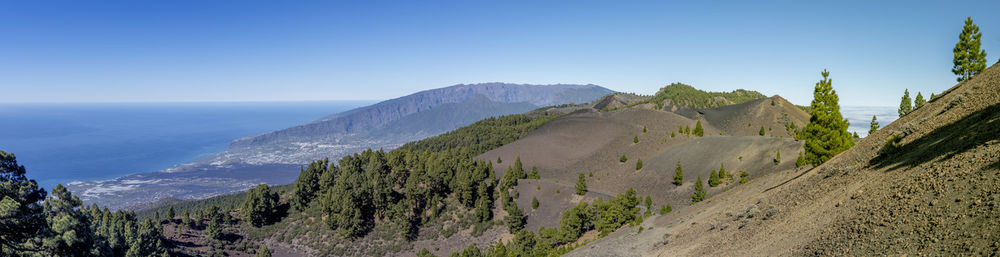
479,95,808,231
568,63,1000,256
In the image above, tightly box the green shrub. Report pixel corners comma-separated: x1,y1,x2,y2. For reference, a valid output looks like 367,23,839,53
693,120,704,137
417,248,436,257
759,126,766,136
532,197,539,210
643,126,647,133
527,166,540,179
691,176,706,203
739,170,749,184
633,135,639,144
620,155,628,163
594,188,640,236
881,134,903,155
708,170,720,187
255,245,271,257
575,173,588,195
659,205,673,215
795,151,806,168
505,205,525,233
635,159,643,170
673,161,683,186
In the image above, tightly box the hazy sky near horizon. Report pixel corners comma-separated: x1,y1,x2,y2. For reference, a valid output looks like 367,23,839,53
3,1,999,106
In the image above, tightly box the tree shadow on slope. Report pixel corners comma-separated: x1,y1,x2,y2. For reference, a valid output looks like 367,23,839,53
871,102,1000,171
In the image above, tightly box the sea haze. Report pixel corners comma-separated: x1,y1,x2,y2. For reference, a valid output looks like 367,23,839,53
0,101,373,190
841,105,898,138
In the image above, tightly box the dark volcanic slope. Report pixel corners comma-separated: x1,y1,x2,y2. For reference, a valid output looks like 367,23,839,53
477,95,808,232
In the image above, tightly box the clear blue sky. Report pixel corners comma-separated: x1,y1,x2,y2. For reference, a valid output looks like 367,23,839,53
2,0,998,106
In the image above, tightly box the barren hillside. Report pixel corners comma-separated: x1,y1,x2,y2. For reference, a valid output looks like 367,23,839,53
567,63,1000,256
475,95,809,240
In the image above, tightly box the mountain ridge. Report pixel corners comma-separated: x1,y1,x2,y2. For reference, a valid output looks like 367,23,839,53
224,83,613,164
68,82,612,210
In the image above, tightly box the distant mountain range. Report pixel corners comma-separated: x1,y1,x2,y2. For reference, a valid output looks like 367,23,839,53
69,83,613,209
217,83,614,165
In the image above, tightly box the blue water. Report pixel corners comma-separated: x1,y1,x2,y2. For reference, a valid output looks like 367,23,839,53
0,101,372,190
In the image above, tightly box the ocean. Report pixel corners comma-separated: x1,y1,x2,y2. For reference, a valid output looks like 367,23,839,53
0,101,372,190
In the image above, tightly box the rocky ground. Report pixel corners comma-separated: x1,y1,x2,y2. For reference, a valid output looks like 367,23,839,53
567,63,1000,256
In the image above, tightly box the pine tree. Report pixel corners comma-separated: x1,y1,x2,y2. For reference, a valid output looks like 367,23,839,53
643,126,647,133
528,165,540,179
673,161,683,186
513,157,524,178
505,204,525,233
759,126,766,136
559,202,591,242
693,120,704,137
795,151,806,168
869,115,880,135
240,184,279,227
166,206,175,221
182,209,190,227
620,155,628,163
914,92,926,109
575,173,588,195
635,159,643,170
691,176,706,203
719,162,727,179
708,170,720,187
205,219,222,241
633,135,639,144
898,89,912,117
0,151,47,252
291,159,325,211
41,184,96,256
803,70,854,166
774,150,781,165
953,17,988,82
532,197,539,209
